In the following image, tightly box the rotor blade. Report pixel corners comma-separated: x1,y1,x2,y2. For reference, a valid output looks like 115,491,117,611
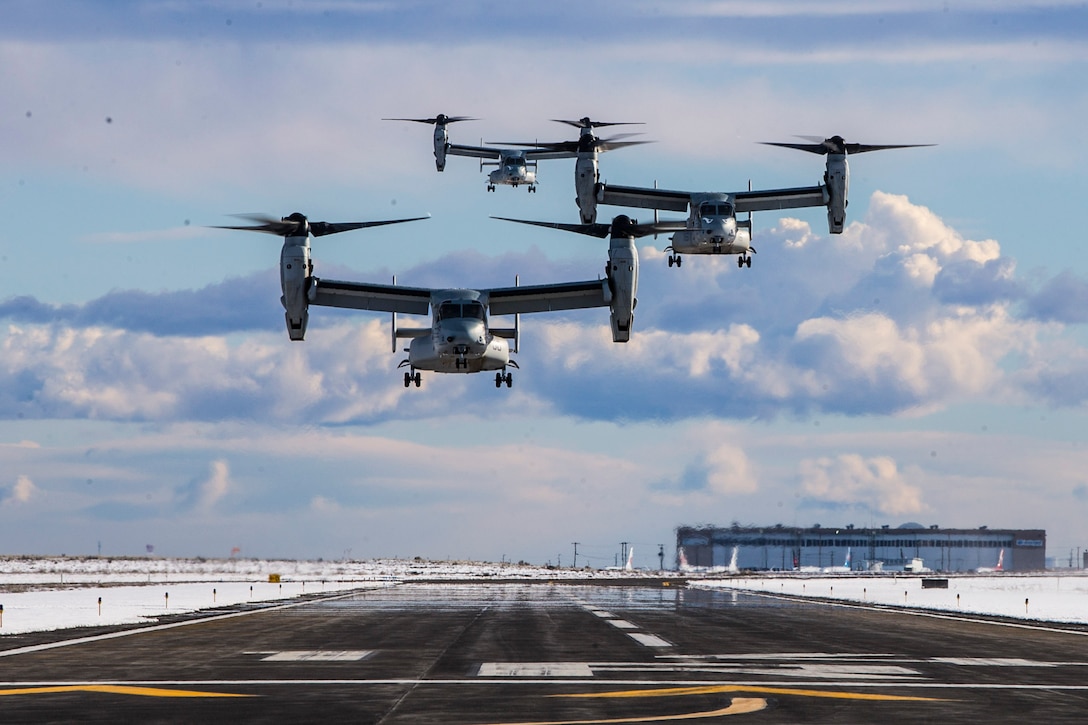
309,217,429,237
211,214,302,236
382,115,477,125
492,216,611,238
596,139,653,153
551,118,645,129
762,136,934,155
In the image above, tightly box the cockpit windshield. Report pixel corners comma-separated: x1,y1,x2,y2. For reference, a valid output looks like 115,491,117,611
504,156,526,168
438,301,485,321
699,202,734,218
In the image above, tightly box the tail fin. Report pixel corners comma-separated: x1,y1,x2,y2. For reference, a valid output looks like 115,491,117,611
625,546,635,571
678,547,690,571
844,546,852,568
995,548,1004,571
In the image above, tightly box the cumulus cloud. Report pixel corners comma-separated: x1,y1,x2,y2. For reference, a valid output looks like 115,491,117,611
175,459,232,511
0,193,1085,424
1,475,39,506
799,454,926,516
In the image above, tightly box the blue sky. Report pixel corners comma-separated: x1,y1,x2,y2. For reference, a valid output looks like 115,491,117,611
1,1,1087,566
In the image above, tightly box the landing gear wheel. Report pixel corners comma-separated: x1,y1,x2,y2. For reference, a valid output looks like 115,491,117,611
745,256,752,268
737,256,744,268
506,373,513,388
404,372,411,388
413,372,421,387
668,255,675,267
676,256,682,268
487,184,495,192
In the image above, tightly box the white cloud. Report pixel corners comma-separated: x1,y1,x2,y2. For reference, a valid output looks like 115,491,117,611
800,454,926,516
1,475,39,506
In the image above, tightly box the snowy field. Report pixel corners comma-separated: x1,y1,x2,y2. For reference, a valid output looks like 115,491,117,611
691,572,1088,626
4,557,1088,637
0,556,657,635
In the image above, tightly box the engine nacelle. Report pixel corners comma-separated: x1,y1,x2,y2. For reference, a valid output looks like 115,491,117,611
434,124,449,172
825,154,849,234
606,229,638,343
575,156,599,224
280,238,312,341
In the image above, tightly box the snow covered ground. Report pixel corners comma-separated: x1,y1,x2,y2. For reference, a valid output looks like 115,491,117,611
690,572,1088,626
0,556,657,635
3,557,1087,637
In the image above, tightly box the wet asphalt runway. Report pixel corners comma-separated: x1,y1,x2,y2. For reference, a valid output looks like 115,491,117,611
1,580,1087,723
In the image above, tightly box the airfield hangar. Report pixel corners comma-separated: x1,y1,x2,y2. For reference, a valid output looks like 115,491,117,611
675,523,1046,573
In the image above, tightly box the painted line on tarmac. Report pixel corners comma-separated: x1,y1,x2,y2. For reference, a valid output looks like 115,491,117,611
0,589,374,660
2,678,1088,691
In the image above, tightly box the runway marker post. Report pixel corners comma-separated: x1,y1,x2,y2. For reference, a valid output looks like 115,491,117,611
98,597,102,616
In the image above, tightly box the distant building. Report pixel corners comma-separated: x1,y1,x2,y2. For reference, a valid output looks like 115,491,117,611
675,523,1046,573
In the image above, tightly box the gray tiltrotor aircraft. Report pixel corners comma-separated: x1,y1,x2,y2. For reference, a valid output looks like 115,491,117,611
592,135,932,268
385,115,647,202
216,212,634,388
494,214,689,341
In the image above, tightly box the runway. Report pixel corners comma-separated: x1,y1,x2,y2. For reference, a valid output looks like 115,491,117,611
1,580,1087,723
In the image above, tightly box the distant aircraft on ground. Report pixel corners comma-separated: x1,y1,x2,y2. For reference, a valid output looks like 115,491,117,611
593,135,933,268
977,549,1005,573
215,212,631,387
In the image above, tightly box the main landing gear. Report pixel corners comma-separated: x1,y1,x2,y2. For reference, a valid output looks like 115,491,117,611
403,370,421,388
737,254,752,268
487,183,496,192
667,253,683,268
495,371,513,388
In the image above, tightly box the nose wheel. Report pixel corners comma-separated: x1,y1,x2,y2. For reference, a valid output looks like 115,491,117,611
495,371,513,388
403,370,421,388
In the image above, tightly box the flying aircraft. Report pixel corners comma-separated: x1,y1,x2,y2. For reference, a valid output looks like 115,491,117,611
385,115,648,200
493,214,689,342
215,212,631,387
594,135,932,268
384,114,574,192
497,117,651,223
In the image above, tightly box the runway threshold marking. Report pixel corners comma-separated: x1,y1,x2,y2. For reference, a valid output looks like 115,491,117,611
0,684,251,698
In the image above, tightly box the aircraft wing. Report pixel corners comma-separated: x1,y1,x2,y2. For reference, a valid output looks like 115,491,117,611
446,143,502,160
309,278,432,315
486,279,610,315
734,185,828,212
597,183,691,212
523,148,578,161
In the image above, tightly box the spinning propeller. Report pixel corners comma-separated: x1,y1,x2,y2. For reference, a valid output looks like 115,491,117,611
761,135,934,155
382,114,476,126
495,117,650,154
213,212,427,238
492,214,686,239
